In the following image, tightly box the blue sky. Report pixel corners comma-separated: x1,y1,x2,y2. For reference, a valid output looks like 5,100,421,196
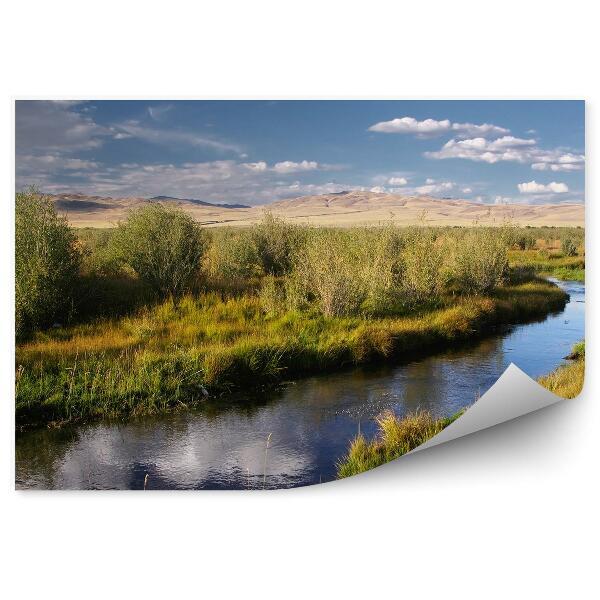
15,100,585,205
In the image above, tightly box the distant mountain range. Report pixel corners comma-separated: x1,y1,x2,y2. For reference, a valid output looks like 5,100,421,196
45,191,584,229
149,196,250,209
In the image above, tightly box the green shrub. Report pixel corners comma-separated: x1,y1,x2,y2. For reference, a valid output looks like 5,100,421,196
205,213,305,281
279,226,406,317
111,203,207,300
450,228,509,294
400,228,447,305
78,228,122,277
251,211,305,276
15,191,81,339
360,226,404,314
293,230,368,316
205,228,261,280
561,237,578,257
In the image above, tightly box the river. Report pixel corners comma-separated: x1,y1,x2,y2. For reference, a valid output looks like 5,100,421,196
15,279,584,490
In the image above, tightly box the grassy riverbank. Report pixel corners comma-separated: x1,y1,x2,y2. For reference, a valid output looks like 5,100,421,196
337,409,465,478
16,279,566,429
538,341,585,398
508,249,585,282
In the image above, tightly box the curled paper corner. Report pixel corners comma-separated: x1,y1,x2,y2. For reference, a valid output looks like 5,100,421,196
410,363,564,454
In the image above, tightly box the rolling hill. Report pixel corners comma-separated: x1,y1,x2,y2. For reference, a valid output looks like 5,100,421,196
46,191,585,228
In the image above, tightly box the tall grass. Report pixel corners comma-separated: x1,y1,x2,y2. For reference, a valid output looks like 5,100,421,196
337,409,463,478
538,341,585,399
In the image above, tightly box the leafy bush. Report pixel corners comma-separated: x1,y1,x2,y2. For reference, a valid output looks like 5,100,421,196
205,213,305,281
78,228,122,277
293,230,368,316
15,191,81,338
450,228,509,294
561,237,578,257
204,228,262,280
277,226,406,317
111,203,207,300
359,226,404,314
400,228,448,305
251,211,305,276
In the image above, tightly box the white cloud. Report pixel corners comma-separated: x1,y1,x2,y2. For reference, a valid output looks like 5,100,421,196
461,187,472,194
425,136,584,170
17,157,355,206
241,160,334,174
415,181,456,195
387,176,407,186
368,116,509,138
487,136,536,148
370,186,386,193
272,160,320,173
15,101,248,195
280,182,364,197
451,122,510,138
530,152,585,171
517,180,569,194
369,116,451,136
425,136,537,164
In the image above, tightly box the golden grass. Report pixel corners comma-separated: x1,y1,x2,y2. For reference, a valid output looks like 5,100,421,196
337,409,463,478
538,342,585,399
15,280,567,429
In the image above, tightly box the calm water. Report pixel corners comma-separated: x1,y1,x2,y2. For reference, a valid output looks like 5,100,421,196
15,280,585,490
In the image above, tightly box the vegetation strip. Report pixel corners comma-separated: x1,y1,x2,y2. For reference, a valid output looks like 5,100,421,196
16,281,567,429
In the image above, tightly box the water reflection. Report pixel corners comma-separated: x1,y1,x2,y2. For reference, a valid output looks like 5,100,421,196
16,280,584,490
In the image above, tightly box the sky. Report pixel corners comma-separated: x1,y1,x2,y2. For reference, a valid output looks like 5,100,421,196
15,100,585,206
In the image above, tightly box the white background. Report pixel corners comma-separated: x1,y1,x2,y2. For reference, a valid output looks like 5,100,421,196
0,1,597,598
